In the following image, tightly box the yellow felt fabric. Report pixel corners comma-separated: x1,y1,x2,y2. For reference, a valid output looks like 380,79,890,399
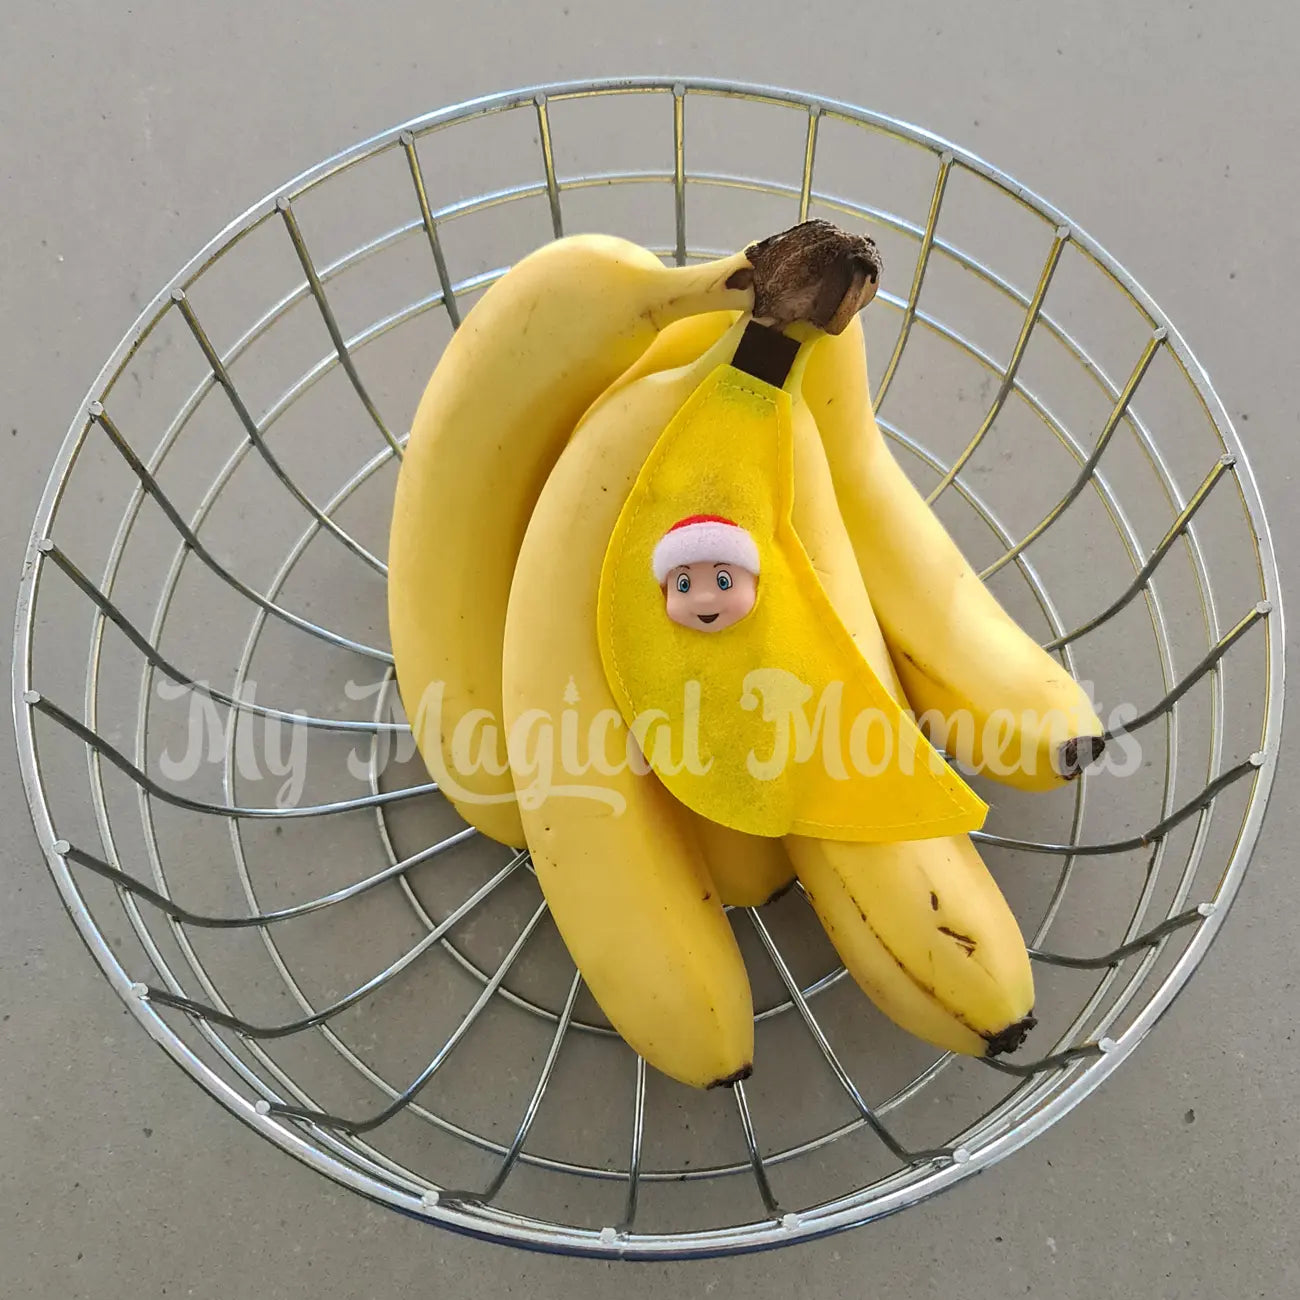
597,362,988,841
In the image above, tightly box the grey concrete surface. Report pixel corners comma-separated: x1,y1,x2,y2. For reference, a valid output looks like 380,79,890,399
2,1,1297,1296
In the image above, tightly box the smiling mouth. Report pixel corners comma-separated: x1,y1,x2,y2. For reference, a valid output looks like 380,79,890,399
697,613,720,624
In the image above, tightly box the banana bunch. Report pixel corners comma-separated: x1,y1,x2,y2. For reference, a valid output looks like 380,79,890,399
388,222,1103,1086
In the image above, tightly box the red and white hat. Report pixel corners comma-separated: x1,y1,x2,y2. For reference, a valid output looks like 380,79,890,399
652,515,760,585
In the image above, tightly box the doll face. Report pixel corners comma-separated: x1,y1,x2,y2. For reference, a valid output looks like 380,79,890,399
664,563,757,632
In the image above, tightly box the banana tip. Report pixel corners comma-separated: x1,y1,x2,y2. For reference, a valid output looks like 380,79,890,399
707,1063,755,1089
984,1014,1037,1058
1056,734,1106,780
763,878,799,907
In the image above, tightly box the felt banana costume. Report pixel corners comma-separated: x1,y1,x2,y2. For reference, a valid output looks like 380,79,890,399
597,323,987,842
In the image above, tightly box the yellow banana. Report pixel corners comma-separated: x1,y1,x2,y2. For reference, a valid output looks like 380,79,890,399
390,236,753,846
693,818,795,909
501,316,756,1088
802,316,1104,791
587,309,743,406
790,835,1036,1056
784,378,1035,1056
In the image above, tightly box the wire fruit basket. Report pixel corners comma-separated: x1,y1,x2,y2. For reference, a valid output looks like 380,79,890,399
13,78,1283,1258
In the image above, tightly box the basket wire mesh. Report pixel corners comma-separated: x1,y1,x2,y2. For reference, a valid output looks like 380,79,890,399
12,78,1283,1259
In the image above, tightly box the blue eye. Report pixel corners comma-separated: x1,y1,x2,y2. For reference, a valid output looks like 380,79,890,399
676,573,691,593
716,570,732,591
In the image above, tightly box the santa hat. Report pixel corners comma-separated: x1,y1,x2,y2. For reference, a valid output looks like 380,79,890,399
652,515,760,585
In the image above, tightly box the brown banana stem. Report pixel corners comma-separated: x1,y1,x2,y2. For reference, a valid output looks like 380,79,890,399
729,219,883,334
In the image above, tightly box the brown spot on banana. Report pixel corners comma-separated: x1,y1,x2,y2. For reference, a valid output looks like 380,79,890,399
937,925,977,955
896,646,942,684
856,906,1023,1052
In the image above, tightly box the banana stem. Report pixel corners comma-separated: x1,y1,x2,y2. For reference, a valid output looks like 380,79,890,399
739,219,883,334
653,251,756,328
647,220,889,340
649,219,884,337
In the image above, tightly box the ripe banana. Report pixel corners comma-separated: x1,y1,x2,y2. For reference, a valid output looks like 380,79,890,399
802,316,1104,791
789,834,1037,1056
783,376,1035,1056
693,817,795,909
390,236,753,846
501,316,757,1088
584,309,742,408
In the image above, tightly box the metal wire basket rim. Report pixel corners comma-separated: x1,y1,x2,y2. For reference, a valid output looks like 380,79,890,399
11,76,1285,1259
